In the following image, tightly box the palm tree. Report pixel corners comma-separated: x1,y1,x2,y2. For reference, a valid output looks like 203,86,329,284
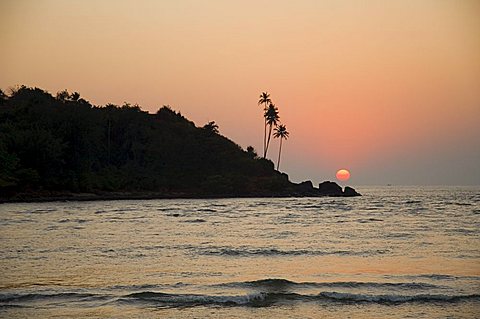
273,124,289,170
258,92,271,157
264,103,280,158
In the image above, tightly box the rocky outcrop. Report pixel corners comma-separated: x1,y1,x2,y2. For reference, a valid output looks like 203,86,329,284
318,181,343,196
343,186,361,197
290,180,318,196
297,180,314,189
318,181,361,197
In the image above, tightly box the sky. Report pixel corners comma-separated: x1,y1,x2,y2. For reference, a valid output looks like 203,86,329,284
1,0,479,185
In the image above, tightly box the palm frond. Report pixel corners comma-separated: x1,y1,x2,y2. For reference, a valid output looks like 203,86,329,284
274,124,289,139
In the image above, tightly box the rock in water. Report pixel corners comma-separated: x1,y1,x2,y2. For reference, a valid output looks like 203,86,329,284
343,186,361,197
318,181,361,197
318,181,343,196
293,180,317,196
297,180,314,192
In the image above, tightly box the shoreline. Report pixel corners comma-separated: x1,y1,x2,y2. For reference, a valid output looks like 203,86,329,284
0,190,360,204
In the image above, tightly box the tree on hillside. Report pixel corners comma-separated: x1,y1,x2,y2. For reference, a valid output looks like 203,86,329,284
71,92,80,101
56,89,70,101
258,92,271,157
264,103,279,158
203,121,219,134
273,124,289,170
246,145,257,159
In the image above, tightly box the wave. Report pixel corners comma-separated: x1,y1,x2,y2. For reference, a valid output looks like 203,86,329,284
0,304,26,309
182,219,207,223
216,278,441,290
197,247,389,257
121,291,480,307
318,292,480,303
357,218,384,223
3,289,478,309
405,200,422,204
409,274,458,281
0,292,108,303
197,208,217,212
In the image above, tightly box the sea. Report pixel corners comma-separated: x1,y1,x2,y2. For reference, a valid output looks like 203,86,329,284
1,186,479,318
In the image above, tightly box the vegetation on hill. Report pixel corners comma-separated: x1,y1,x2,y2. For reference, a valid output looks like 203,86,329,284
0,86,297,199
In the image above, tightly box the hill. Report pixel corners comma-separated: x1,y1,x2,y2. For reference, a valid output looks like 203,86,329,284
0,86,359,202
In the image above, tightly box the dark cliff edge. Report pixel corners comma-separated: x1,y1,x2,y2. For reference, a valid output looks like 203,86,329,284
0,86,360,203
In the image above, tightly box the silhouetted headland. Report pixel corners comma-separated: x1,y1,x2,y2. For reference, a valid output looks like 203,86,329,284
0,86,360,202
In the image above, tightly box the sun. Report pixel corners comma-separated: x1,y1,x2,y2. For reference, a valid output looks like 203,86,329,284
336,169,351,182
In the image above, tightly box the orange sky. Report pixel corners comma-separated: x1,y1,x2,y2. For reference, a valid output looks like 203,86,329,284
1,0,479,185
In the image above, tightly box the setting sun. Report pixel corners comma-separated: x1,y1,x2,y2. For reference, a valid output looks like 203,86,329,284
336,169,351,182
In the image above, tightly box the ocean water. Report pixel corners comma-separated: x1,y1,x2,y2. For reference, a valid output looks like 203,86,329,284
0,186,479,318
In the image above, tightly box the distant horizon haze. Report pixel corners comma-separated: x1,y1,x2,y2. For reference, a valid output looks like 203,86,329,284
1,0,479,185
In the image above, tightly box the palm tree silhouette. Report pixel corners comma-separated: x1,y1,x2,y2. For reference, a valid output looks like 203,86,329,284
258,92,271,158
273,124,289,170
264,103,280,158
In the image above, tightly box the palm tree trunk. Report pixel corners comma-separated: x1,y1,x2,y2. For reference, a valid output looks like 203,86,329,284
277,137,283,170
265,124,273,158
263,115,267,158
